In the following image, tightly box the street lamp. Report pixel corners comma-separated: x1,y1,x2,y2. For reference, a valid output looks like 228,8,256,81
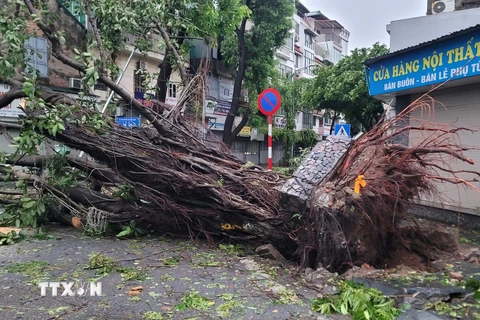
293,64,316,79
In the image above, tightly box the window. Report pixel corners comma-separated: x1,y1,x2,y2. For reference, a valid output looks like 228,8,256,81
295,22,300,36
304,32,314,50
94,82,107,91
333,49,342,64
341,39,348,56
223,88,230,96
316,117,323,127
24,37,48,77
67,0,87,27
169,83,177,98
134,69,146,93
295,55,301,69
304,51,314,75
285,34,293,50
279,64,293,78
302,112,313,130
324,114,331,126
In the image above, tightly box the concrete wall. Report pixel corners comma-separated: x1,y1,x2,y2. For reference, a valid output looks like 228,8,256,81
387,7,480,52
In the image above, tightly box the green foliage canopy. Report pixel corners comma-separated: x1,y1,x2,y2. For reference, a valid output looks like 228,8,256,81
304,43,389,132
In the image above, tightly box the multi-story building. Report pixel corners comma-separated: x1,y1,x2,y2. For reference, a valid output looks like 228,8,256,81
274,2,350,140
0,0,93,154
63,1,183,121
0,0,186,155
308,11,350,65
189,40,270,163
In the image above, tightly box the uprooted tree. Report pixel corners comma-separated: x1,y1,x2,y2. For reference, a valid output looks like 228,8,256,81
0,0,479,273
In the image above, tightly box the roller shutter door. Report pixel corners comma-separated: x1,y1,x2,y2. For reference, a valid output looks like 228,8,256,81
410,83,480,213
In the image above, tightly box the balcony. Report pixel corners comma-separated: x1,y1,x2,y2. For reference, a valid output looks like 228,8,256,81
190,57,235,77
325,33,343,47
315,42,328,59
276,46,294,61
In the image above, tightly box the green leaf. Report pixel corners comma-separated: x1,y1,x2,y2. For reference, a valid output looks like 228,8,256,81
474,290,480,300
116,229,132,238
340,303,348,315
22,200,36,209
38,201,46,213
364,310,370,320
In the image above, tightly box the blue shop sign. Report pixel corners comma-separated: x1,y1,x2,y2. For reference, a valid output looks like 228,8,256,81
365,28,480,96
116,117,140,128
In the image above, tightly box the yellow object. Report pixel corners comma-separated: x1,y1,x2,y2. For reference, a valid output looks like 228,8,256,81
221,223,243,230
238,126,252,137
19,98,26,108
354,175,367,195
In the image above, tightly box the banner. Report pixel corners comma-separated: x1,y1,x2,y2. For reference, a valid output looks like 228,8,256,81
366,28,480,96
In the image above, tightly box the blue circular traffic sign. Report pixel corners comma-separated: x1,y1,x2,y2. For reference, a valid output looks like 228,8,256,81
258,88,281,116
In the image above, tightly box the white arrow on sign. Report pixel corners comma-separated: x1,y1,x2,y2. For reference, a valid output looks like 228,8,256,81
336,126,348,137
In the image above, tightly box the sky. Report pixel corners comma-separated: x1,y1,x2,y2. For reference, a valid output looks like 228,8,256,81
302,0,426,50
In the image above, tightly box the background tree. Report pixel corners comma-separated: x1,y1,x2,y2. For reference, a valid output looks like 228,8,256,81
220,0,295,146
304,43,389,133
272,75,316,162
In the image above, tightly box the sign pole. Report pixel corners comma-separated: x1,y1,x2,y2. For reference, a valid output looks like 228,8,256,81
257,88,281,171
267,115,273,171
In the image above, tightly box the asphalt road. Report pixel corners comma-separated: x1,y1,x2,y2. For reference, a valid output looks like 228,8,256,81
0,226,329,320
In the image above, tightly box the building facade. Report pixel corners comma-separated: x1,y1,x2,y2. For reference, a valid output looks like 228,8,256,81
273,2,350,140
0,0,92,154
364,4,480,216
0,0,186,156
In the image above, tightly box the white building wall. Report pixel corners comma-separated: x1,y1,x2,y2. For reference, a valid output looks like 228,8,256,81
93,45,183,109
293,14,316,78
387,7,480,52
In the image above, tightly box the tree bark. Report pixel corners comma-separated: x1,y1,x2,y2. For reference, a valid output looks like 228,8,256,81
222,12,250,147
156,30,185,103
156,49,173,103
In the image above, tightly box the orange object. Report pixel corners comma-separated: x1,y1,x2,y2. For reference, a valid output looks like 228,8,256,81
127,286,143,296
71,217,82,228
354,175,367,195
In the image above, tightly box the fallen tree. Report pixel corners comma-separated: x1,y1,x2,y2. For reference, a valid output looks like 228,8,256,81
0,0,479,273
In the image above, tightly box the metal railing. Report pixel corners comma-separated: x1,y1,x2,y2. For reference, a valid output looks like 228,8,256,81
325,33,342,46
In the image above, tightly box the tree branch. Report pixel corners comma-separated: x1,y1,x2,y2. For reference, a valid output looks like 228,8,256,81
84,0,107,72
231,115,249,138
6,154,124,185
387,144,475,164
24,0,168,135
0,85,25,110
0,121,23,130
156,23,189,88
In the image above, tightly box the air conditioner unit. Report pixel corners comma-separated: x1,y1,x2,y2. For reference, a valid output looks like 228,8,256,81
428,0,455,14
116,106,124,117
294,34,300,42
137,60,146,70
69,78,82,89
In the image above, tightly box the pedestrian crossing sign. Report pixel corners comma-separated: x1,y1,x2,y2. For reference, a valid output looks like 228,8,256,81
334,124,351,138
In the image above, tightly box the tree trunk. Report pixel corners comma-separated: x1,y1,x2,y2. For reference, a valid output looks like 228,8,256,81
156,29,185,103
222,14,249,147
156,50,173,103
329,113,338,135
